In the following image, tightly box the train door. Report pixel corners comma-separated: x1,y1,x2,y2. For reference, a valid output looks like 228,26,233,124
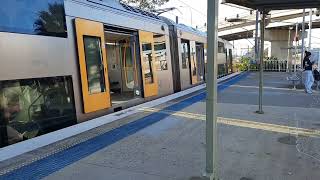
180,39,191,87
104,28,141,105
75,18,111,113
139,31,158,97
154,34,172,96
189,41,198,84
196,43,205,82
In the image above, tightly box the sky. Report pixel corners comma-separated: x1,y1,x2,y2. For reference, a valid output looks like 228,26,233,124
159,0,258,56
159,0,320,57
159,0,249,30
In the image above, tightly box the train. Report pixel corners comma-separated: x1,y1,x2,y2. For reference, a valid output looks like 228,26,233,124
0,0,233,148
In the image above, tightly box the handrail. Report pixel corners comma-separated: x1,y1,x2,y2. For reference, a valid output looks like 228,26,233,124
27,92,45,123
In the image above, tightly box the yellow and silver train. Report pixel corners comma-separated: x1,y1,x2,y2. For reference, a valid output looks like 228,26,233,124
0,0,233,147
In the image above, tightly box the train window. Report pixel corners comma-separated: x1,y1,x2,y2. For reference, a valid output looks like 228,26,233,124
154,34,168,71
218,42,225,53
83,36,106,94
0,0,67,37
142,43,154,84
218,64,226,76
190,46,197,76
181,40,190,69
0,76,76,148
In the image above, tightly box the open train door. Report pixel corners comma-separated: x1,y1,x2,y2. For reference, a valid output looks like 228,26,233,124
75,18,111,113
139,31,158,98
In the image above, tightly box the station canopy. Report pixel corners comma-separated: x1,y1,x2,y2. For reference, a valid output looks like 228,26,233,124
222,0,320,10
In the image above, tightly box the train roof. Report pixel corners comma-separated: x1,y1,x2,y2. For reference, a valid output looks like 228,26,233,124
161,16,232,45
66,0,170,34
160,17,206,37
80,0,162,21
76,1,231,46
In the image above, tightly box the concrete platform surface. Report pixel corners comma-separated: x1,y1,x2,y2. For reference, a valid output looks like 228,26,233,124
1,72,320,180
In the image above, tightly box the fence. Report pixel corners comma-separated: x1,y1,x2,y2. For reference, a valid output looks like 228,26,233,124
249,60,300,72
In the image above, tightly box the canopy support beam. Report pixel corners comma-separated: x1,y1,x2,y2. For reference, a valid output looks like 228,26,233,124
205,0,219,179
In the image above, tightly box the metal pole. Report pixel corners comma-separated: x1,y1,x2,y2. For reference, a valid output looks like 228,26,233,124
295,23,298,73
256,11,265,114
287,27,292,72
301,9,306,67
255,10,259,65
205,0,218,179
308,8,312,50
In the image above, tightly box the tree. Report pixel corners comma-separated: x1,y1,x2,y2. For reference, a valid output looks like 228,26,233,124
235,56,251,71
34,2,66,36
120,0,169,11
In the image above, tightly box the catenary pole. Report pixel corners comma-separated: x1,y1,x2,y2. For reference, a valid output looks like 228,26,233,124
256,11,265,114
301,9,306,67
255,10,259,69
295,23,298,74
287,27,292,72
308,8,312,50
206,0,219,179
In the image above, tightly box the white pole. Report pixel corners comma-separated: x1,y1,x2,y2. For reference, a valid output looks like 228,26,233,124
287,27,292,72
255,10,259,64
308,8,312,50
301,9,306,67
206,0,219,179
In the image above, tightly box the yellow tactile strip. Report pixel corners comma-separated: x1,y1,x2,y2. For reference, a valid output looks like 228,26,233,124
141,107,320,138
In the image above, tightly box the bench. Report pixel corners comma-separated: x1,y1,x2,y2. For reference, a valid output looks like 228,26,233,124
287,73,301,90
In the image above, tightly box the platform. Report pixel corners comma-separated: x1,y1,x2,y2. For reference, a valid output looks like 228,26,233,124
0,72,320,180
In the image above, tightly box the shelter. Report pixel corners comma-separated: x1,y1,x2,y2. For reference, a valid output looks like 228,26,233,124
206,0,320,180
222,0,320,10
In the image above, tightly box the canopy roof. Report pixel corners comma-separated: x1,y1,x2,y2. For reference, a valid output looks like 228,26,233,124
222,0,320,10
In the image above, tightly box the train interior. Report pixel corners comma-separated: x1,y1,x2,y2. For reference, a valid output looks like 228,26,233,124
104,29,140,105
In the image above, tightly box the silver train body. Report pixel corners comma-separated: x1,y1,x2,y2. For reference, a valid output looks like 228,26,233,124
0,0,233,147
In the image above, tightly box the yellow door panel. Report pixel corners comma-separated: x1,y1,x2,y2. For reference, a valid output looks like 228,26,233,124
75,18,111,113
139,31,158,97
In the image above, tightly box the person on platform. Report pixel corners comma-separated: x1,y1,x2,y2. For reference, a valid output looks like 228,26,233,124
314,65,320,89
303,51,314,94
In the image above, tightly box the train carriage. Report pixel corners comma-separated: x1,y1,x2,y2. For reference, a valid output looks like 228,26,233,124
163,18,233,92
0,0,232,148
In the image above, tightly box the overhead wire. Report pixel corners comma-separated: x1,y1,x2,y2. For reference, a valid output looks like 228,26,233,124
163,3,318,38
175,0,207,17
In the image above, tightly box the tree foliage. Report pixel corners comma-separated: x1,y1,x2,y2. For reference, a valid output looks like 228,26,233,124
119,0,169,10
235,56,251,71
34,3,66,36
